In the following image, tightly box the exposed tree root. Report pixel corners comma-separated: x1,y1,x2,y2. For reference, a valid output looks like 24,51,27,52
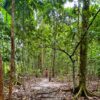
72,86,100,100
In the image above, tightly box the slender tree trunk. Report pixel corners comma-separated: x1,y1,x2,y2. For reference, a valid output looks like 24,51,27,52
52,31,56,78
41,44,44,69
38,53,42,70
0,54,4,100
9,0,15,99
72,60,76,93
74,0,90,99
52,45,56,77
79,0,89,90
37,43,44,74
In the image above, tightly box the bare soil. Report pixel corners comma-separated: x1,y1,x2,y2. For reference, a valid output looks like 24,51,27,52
4,76,100,100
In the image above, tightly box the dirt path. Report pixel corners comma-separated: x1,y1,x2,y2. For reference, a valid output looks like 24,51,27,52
33,78,67,89
7,78,99,100
11,78,71,100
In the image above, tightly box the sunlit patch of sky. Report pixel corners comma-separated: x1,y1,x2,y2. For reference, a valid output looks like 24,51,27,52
64,0,78,8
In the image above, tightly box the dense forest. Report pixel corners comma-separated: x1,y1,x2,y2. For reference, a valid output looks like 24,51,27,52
0,0,100,100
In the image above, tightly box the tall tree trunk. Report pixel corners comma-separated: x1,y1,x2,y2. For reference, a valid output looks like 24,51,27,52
0,4,4,99
41,44,44,70
41,44,44,74
74,0,90,99
52,30,56,78
38,42,44,74
9,0,15,99
52,44,56,77
38,53,42,70
0,54,4,100
79,0,89,91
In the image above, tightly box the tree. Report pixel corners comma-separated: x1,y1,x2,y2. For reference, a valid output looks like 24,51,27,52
0,54,4,100
1,0,100,99
74,0,92,99
79,0,89,95
9,0,15,99
0,0,4,99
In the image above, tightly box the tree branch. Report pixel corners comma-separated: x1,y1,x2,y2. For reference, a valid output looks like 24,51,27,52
71,8,100,56
40,8,100,60
57,46,71,58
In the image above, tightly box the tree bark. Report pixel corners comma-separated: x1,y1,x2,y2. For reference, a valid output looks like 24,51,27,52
9,0,15,99
52,45,56,77
0,54,4,100
74,0,90,98
79,0,89,90
52,31,56,78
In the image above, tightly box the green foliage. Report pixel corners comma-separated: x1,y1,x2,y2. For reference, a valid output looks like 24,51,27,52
59,68,67,76
33,69,41,77
0,0,100,78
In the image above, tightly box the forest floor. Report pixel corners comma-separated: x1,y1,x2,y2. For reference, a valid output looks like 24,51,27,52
4,76,100,100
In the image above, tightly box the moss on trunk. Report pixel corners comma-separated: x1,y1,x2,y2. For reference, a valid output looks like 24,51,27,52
73,0,90,99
